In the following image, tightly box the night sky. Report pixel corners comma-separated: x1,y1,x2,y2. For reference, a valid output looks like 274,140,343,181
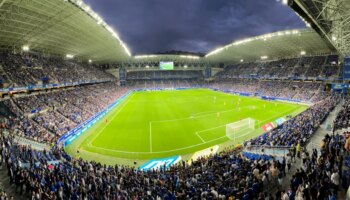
84,0,305,55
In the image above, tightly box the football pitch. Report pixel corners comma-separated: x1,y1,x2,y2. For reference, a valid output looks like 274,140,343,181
66,89,308,163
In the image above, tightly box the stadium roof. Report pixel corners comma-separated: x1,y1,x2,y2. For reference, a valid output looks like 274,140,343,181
0,0,342,64
204,28,337,63
290,0,350,56
0,0,131,63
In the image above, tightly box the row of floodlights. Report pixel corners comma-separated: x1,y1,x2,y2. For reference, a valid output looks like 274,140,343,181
144,65,189,68
68,0,131,56
238,50,306,62
22,45,92,63
134,55,200,59
205,29,301,57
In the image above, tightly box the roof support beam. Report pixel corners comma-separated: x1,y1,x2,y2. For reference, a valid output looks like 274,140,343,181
0,0,7,8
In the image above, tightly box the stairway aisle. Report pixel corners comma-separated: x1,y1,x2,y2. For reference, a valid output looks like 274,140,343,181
306,100,344,152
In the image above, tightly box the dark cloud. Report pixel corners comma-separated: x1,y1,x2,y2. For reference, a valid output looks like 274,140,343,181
84,0,305,55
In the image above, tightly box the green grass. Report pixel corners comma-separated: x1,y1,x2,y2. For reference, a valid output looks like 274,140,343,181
66,89,308,163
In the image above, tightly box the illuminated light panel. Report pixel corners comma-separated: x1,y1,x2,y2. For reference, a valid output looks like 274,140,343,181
179,55,200,59
66,54,74,59
261,56,268,60
205,29,301,57
134,55,157,59
70,0,131,56
300,51,306,55
22,45,29,51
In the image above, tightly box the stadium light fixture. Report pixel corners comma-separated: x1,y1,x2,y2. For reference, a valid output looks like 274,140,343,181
179,55,200,59
240,59,244,63
22,45,29,51
300,51,306,55
184,65,188,68
261,56,268,60
66,54,74,59
134,55,157,59
88,59,92,63
70,0,132,57
205,29,302,57
145,65,150,68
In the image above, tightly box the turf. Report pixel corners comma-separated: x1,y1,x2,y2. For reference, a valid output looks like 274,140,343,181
66,89,308,161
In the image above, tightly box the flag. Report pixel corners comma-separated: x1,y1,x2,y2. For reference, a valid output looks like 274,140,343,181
262,122,275,132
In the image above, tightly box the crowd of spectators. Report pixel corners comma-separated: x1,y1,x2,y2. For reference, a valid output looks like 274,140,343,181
245,96,339,147
1,82,128,144
127,70,203,80
210,79,326,103
334,97,350,131
0,92,346,199
281,133,346,199
0,51,347,199
216,55,339,79
0,130,313,199
0,52,114,88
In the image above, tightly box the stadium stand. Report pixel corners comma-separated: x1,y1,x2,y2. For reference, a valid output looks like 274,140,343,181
215,55,340,80
333,97,350,131
0,50,347,199
0,0,350,198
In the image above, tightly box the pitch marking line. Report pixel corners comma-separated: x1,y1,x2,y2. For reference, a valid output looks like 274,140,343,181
87,135,228,154
150,106,250,124
87,94,134,147
195,132,205,143
149,122,152,152
195,106,298,143
87,106,300,154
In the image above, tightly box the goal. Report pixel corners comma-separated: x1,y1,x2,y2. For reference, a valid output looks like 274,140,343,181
226,118,255,141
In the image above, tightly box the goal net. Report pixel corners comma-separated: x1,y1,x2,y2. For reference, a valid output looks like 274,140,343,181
226,118,255,141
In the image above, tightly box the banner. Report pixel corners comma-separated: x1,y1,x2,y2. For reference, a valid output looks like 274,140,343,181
343,57,350,80
262,122,275,132
140,156,181,171
275,117,286,125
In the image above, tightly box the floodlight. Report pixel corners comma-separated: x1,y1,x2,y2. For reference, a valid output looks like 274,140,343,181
300,51,306,55
22,45,29,51
240,59,244,63
66,54,74,59
261,56,268,60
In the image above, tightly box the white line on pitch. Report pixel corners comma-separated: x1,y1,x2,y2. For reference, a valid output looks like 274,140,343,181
87,94,133,147
88,135,228,154
149,122,152,152
195,132,205,143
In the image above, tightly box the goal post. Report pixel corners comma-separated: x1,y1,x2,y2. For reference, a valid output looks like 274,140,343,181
226,118,256,142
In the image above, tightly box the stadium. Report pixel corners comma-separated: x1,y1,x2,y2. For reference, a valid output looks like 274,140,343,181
0,0,349,199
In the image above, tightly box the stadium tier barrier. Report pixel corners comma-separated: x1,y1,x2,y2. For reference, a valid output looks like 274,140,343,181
243,145,292,158
0,79,113,93
58,87,314,151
